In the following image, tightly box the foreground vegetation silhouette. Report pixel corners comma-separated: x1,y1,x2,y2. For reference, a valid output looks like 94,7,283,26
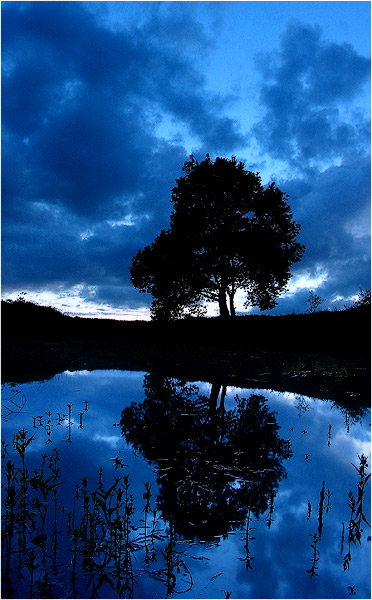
130,155,305,319
120,374,290,541
1,429,197,599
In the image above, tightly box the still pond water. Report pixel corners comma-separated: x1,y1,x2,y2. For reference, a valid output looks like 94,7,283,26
2,369,371,599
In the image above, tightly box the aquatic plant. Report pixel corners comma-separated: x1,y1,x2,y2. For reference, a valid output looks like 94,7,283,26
307,532,320,578
1,386,27,421
343,454,371,570
1,429,193,599
306,480,333,577
238,508,256,571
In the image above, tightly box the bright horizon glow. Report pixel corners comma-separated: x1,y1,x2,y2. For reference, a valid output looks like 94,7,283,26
2,265,335,321
2,288,151,321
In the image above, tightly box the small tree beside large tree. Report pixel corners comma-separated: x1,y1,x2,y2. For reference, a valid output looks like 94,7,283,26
130,155,305,319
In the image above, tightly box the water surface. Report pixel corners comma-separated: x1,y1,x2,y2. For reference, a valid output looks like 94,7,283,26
2,369,370,599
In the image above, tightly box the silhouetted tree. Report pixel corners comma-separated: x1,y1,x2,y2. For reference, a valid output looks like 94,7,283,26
129,229,207,321
306,290,324,313
120,374,290,540
353,288,371,308
130,155,305,319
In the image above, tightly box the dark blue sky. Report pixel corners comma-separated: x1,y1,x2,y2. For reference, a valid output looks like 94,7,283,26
2,1,371,318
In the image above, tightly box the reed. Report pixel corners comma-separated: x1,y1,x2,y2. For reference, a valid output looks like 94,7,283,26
1,429,191,599
343,454,371,570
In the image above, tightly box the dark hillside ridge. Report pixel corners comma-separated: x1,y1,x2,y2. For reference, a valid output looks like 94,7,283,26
2,299,370,357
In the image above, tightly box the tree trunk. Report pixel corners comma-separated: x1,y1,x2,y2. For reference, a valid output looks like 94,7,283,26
219,384,227,412
229,293,236,317
209,382,227,416
209,381,227,444
218,287,229,318
229,281,236,317
209,382,221,416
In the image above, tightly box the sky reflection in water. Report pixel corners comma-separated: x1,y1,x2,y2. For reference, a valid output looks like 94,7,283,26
1,370,371,599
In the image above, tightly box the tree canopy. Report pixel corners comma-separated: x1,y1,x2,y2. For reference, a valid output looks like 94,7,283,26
130,155,305,319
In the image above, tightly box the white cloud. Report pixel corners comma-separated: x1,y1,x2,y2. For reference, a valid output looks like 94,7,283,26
80,230,95,241
281,269,328,297
92,434,121,448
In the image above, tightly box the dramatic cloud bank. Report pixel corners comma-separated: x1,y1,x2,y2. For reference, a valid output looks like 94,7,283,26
254,22,370,167
2,2,370,318
251,20,370,313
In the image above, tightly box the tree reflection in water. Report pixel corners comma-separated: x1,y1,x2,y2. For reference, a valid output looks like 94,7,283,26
120,374,291,541
2,372,370,599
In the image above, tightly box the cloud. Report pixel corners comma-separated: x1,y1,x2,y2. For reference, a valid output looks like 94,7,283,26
249,21,370,313
1,5,370,318
253,21,370,168
289,154,370,251
271,154,371,311
2,2,246,218
1,1,246,308
245,150,370,315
